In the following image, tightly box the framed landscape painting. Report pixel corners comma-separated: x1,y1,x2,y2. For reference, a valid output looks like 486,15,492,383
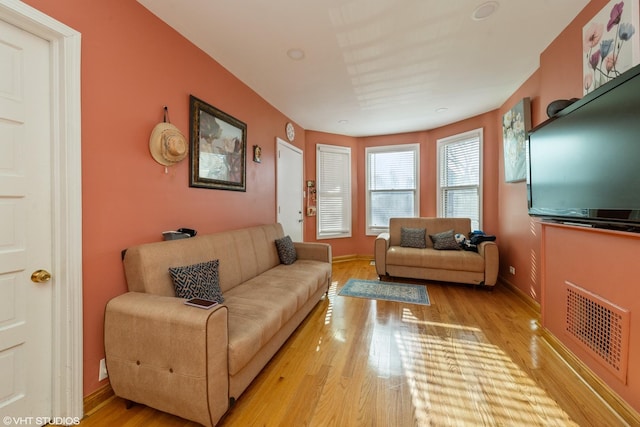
189,95,247,191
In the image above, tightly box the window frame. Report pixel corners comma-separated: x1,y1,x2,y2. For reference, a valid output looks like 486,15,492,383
316,143,352,239
365,143,420,236
436,128,483,230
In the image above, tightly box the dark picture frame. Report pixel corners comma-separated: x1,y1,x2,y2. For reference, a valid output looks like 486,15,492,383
189,95,247,191
253,145,262,163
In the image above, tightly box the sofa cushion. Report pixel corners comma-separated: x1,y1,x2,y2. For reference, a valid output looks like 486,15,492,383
261,260,331,303
400,227,427,248
168,260,224,303
224,265,325,375
225,285,295,375
122,224,286,296
275,235,297,265
429,229,461,250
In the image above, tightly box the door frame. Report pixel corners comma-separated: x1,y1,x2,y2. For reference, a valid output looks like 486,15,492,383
276,137,304,241
0,0,83,419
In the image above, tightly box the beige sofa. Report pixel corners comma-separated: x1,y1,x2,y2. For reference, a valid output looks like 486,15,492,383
104,224,332,426
374,217,498,286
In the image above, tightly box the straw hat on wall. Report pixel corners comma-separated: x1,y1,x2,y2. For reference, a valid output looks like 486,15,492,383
149,120,188,166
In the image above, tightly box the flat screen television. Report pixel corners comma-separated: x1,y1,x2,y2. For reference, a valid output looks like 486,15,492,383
527,62,640,232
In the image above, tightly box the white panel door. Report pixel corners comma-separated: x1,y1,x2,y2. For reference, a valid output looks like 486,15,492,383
0,18,53,420
276,138,304,242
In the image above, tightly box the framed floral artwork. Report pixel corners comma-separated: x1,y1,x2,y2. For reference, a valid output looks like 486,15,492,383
189,95,247,191
502,98,531,183
583,0,640,95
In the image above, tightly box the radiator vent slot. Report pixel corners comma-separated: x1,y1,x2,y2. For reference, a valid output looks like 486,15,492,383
565,281,630,383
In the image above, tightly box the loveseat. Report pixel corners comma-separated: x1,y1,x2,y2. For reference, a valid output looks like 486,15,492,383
104,223,332,426
374,217,498,286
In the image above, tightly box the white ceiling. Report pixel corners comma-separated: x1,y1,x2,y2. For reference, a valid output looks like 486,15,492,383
138,0,588,137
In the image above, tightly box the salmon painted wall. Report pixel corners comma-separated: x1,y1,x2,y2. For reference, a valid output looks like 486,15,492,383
497,71,543,302
497,0,611,302
304,111,500,258
23,0,302,396
542,224,640,411
499,0,640,412
24,0,637,408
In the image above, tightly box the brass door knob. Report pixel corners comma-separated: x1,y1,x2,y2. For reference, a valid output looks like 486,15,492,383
31,269,52,283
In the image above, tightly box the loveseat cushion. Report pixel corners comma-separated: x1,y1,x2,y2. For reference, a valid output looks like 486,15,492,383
400,227,427,248
389,217,472,248
387,246,484,272
429,229,461,250
168,259,224,303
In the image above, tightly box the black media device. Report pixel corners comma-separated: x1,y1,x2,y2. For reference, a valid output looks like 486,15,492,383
527,62,640,232
184,298,218,309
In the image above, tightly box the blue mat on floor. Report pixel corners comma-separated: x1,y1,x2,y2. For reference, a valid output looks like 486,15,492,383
338,279,430,306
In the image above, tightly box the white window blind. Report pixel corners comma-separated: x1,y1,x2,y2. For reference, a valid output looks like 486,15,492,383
366,144,420,235
316,144,351,239
437,129,482,230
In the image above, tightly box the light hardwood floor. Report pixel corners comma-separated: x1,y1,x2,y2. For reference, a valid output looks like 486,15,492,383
80,260,628,426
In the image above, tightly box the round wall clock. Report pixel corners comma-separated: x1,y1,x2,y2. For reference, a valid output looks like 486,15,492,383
286,122,295,142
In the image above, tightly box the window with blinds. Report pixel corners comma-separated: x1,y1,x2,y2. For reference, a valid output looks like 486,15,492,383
437,129,482,230
366,144,420,235
316,144,351,239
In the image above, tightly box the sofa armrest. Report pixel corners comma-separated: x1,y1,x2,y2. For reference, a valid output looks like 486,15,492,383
104,292,229,427
294,241,332,263
374,233,390,277
478,241,499,286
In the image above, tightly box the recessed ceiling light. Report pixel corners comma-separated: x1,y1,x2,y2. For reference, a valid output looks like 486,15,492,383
287,48,305,60
338,119,349,125
472,1,499,21
435,107,448,113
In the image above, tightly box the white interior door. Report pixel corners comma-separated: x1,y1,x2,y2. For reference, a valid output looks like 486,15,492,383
0,18,53,420
276,138,304,242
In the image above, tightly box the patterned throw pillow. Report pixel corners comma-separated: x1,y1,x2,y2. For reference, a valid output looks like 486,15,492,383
275,235,297,265
168,259,224,303
429,229,461,250
400,227,427,248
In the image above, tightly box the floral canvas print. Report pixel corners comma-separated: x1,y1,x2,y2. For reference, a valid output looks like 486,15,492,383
583,0,640,94
502,98,531,183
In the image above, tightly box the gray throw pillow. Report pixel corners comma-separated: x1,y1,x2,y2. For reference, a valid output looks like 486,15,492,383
275,235,297,265
400,227,427,248
169,259,224,303
430,229,461,250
